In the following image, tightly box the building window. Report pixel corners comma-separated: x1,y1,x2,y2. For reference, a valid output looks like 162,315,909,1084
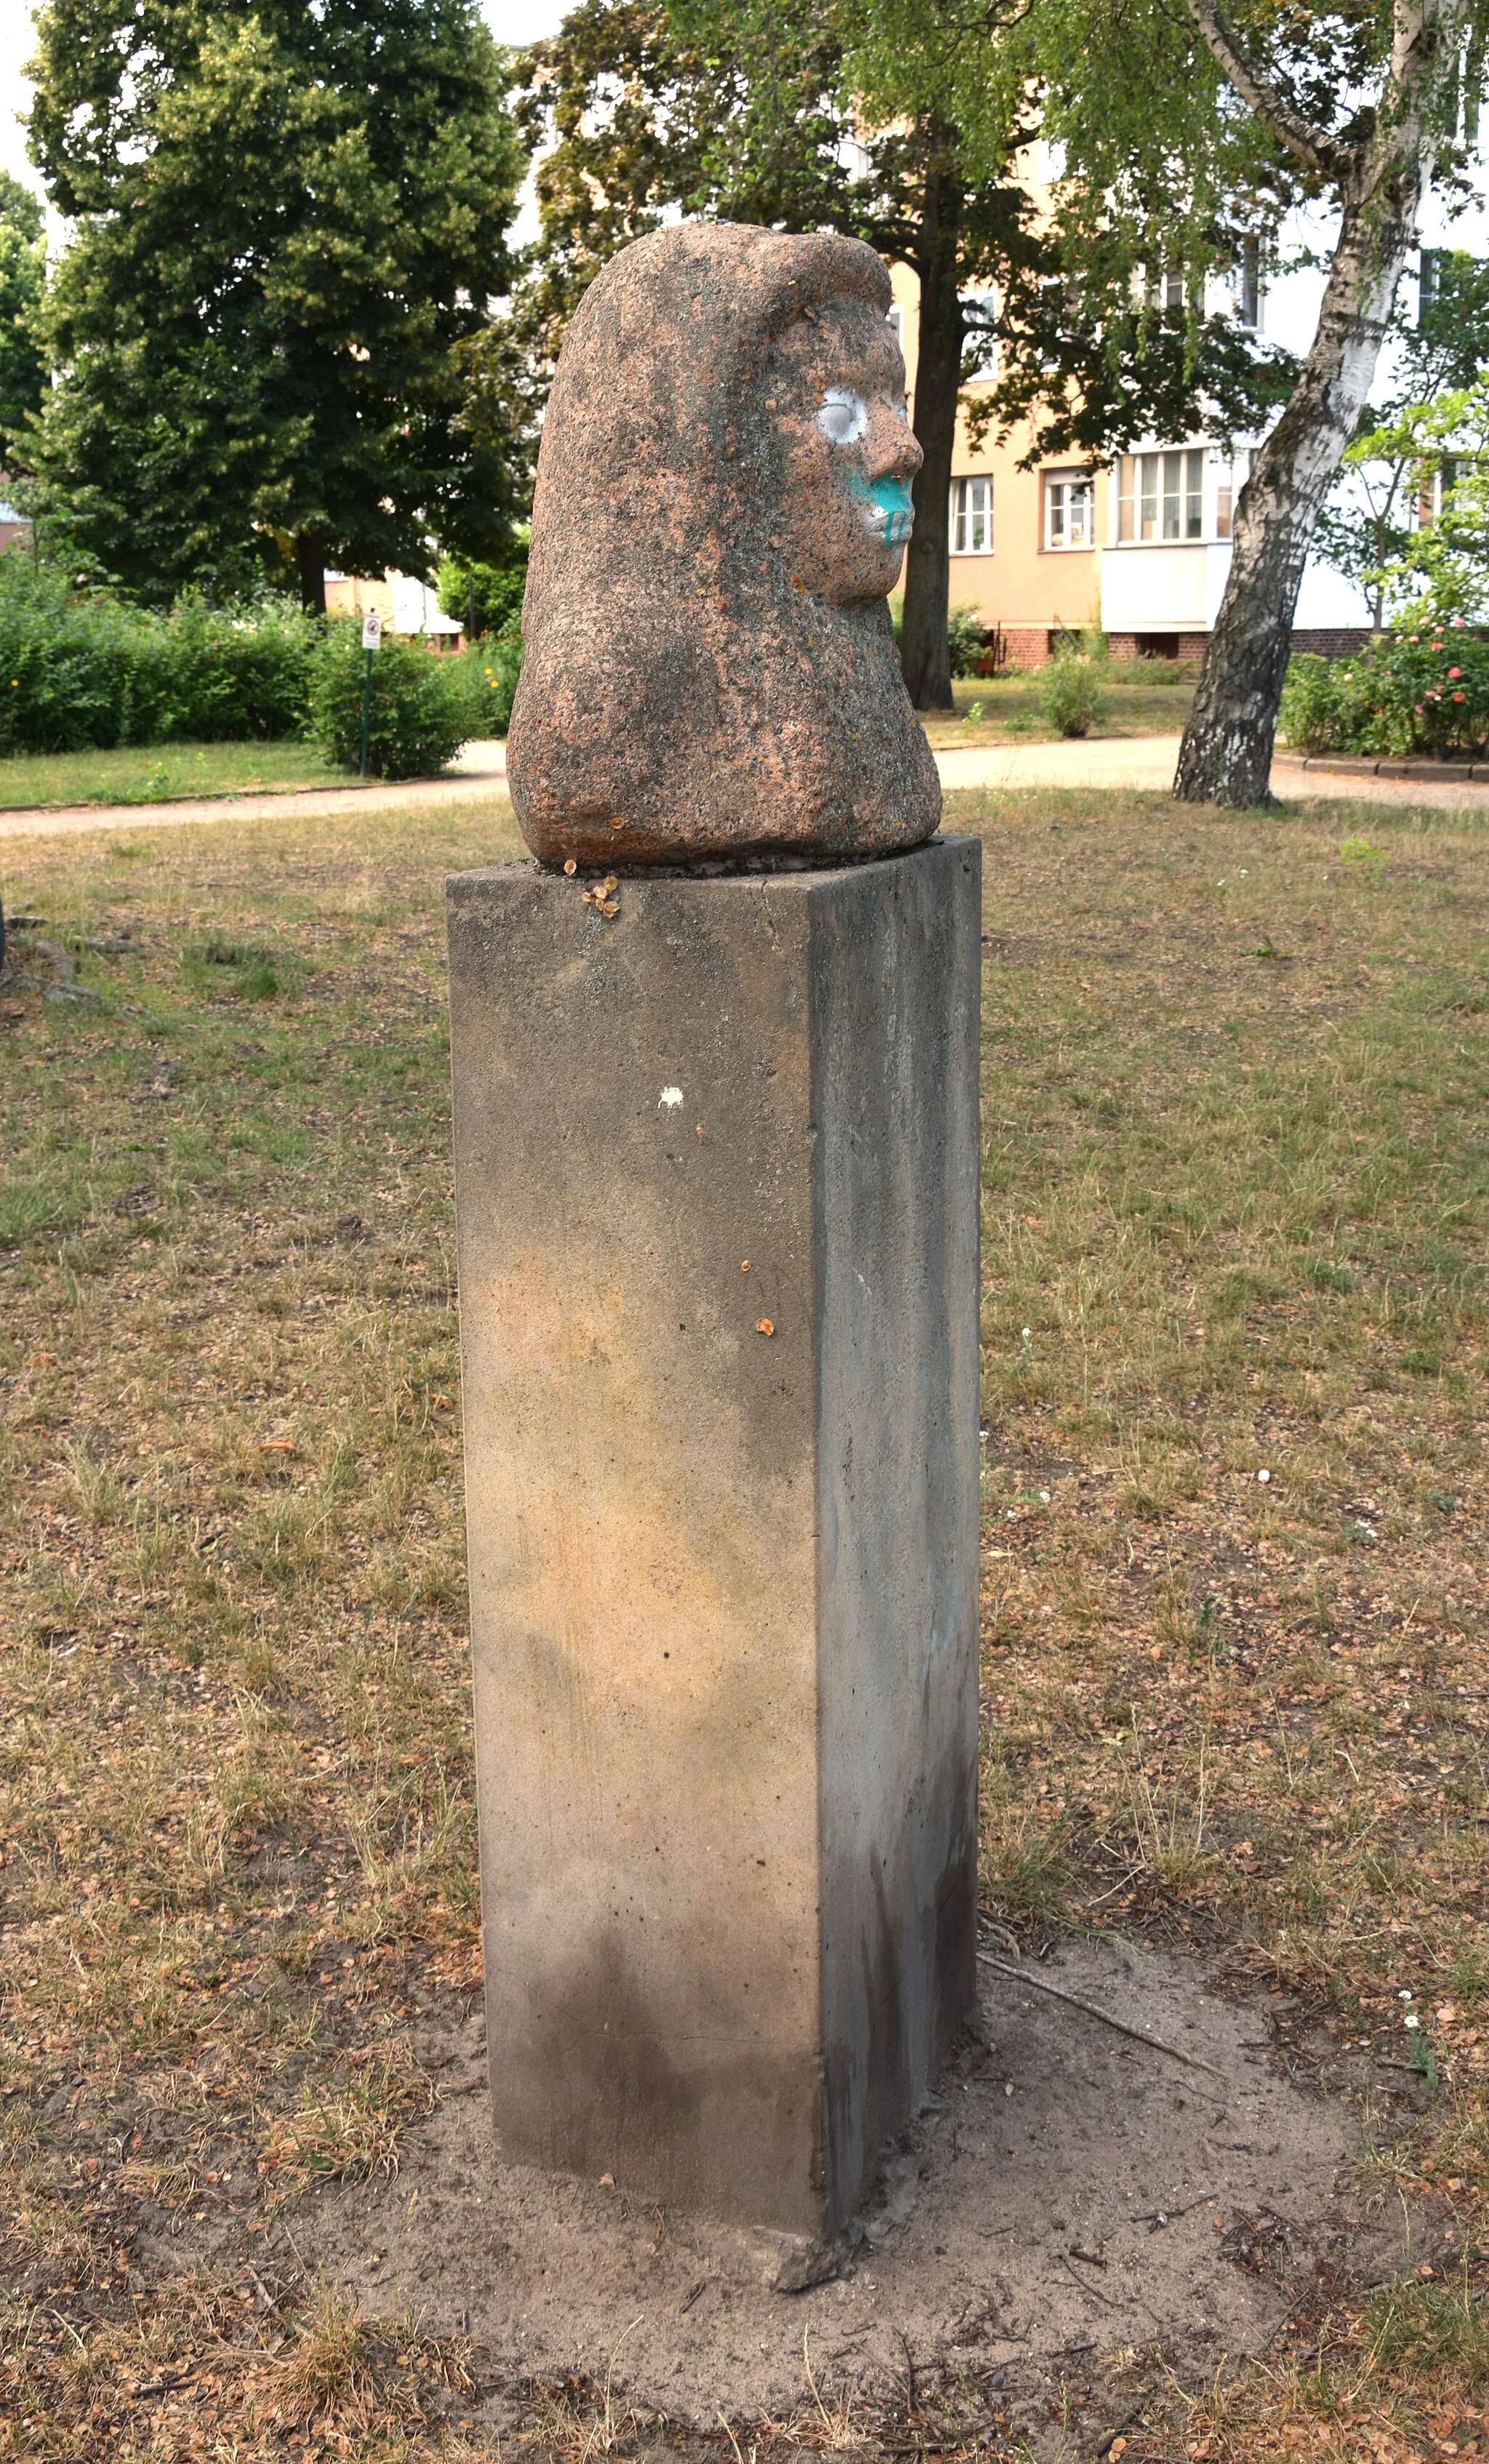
1045,473,1093,549
1163,269,1184,313
1115,448,1205,542
951,474,992,554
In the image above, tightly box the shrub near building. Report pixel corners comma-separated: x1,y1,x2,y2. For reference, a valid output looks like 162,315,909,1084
1281,616,1489,760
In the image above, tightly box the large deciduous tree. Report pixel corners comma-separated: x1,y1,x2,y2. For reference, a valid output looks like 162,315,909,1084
516,0,1282,709
515,0,1042,707
25,0,528,608
832,0,1484,800
0,173,47,478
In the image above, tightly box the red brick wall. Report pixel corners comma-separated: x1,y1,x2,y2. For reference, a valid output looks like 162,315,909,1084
1288,627,1373,658
986,622,1376,670
1001,626,1052,669
1107,625,1375,664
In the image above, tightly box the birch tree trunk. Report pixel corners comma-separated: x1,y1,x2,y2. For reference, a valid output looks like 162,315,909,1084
899,154,963,711
1173,0,1465,806
1173,191,1419,803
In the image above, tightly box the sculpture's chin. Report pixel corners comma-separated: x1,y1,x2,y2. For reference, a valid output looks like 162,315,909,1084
863,507,915,549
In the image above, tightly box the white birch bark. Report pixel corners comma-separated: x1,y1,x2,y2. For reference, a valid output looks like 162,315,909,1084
1173,0,1472,806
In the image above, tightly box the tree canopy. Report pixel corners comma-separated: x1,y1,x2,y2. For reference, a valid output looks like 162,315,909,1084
514,0,1288,705
25,0,529,606
0,172,46,478
1316,252,1489,626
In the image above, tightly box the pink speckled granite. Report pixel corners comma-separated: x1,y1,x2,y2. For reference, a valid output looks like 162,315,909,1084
506,222,942,867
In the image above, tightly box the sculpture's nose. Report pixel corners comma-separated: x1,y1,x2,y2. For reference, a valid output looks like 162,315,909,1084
866,398,922,482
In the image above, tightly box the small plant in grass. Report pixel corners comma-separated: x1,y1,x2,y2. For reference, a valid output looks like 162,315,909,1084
979,1771,1070,1925
1364,2259,1489,2376
1340,833,1387,884
183,933,288,1000
281,2279,375,2412
1400,1989,1441,2094
1038,649,1110,739
306,619,467,779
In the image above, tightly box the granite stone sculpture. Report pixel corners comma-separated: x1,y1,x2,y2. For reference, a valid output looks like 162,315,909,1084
506,220,942,867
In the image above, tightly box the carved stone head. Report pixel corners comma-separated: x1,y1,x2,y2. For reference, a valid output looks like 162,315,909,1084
506,222,942,867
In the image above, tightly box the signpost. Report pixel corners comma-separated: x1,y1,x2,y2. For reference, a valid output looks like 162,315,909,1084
360,608,382,777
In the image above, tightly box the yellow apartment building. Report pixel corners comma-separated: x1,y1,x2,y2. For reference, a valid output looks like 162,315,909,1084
888,258,1368,668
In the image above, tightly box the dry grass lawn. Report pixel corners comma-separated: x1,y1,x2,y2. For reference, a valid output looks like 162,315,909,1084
1,784,1487,2459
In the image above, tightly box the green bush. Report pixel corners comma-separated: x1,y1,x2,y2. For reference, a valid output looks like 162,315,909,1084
1280,617,1489,758
0,556,316,755
444,631,522,736
305,620,468,778
947,603,989,678
1038,651,1110,739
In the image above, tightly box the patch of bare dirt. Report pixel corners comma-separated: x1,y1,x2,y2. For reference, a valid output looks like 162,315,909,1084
293,1938,1405,2436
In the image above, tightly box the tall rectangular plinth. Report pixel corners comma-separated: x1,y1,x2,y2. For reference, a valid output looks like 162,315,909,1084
446,837,982,2240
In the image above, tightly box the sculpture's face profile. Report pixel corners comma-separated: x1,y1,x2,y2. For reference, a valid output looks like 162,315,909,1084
768,297,922,609
505,223,943,865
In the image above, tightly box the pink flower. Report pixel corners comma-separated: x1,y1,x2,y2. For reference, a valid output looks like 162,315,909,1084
1448,667,1461,678
1452,614,1466,626
1453,690,1466,702
1432,641,1445,650
1409,634,1419,642
1416,702,1425,712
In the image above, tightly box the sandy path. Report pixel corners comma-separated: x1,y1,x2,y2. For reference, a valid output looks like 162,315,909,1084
939,731,1489,808
0,742,512,845
4,731,1488,846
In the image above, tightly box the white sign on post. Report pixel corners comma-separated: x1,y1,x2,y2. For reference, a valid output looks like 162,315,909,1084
361,609,383,650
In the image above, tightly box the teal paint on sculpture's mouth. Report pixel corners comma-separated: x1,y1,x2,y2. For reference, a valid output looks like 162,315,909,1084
847,470,915,548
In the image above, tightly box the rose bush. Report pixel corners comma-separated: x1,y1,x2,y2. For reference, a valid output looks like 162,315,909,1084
1280,614,1489,758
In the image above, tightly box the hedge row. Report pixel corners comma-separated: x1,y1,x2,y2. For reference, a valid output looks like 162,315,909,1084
0,557,524,776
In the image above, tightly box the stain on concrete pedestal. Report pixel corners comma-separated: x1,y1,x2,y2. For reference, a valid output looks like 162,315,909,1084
445,837,982,2237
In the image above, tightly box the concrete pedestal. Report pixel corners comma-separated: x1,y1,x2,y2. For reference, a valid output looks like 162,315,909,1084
446,837,982,2240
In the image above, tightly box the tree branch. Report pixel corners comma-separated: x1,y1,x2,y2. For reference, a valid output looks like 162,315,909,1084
1182,0,1354,182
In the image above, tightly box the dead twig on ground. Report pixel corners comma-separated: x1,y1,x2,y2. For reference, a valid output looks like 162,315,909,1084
975,1952,1230,2079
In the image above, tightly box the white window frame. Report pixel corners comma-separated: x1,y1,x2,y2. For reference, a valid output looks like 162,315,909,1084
950,474,993,555
1044,472,1093,550
1113,446,1207,542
